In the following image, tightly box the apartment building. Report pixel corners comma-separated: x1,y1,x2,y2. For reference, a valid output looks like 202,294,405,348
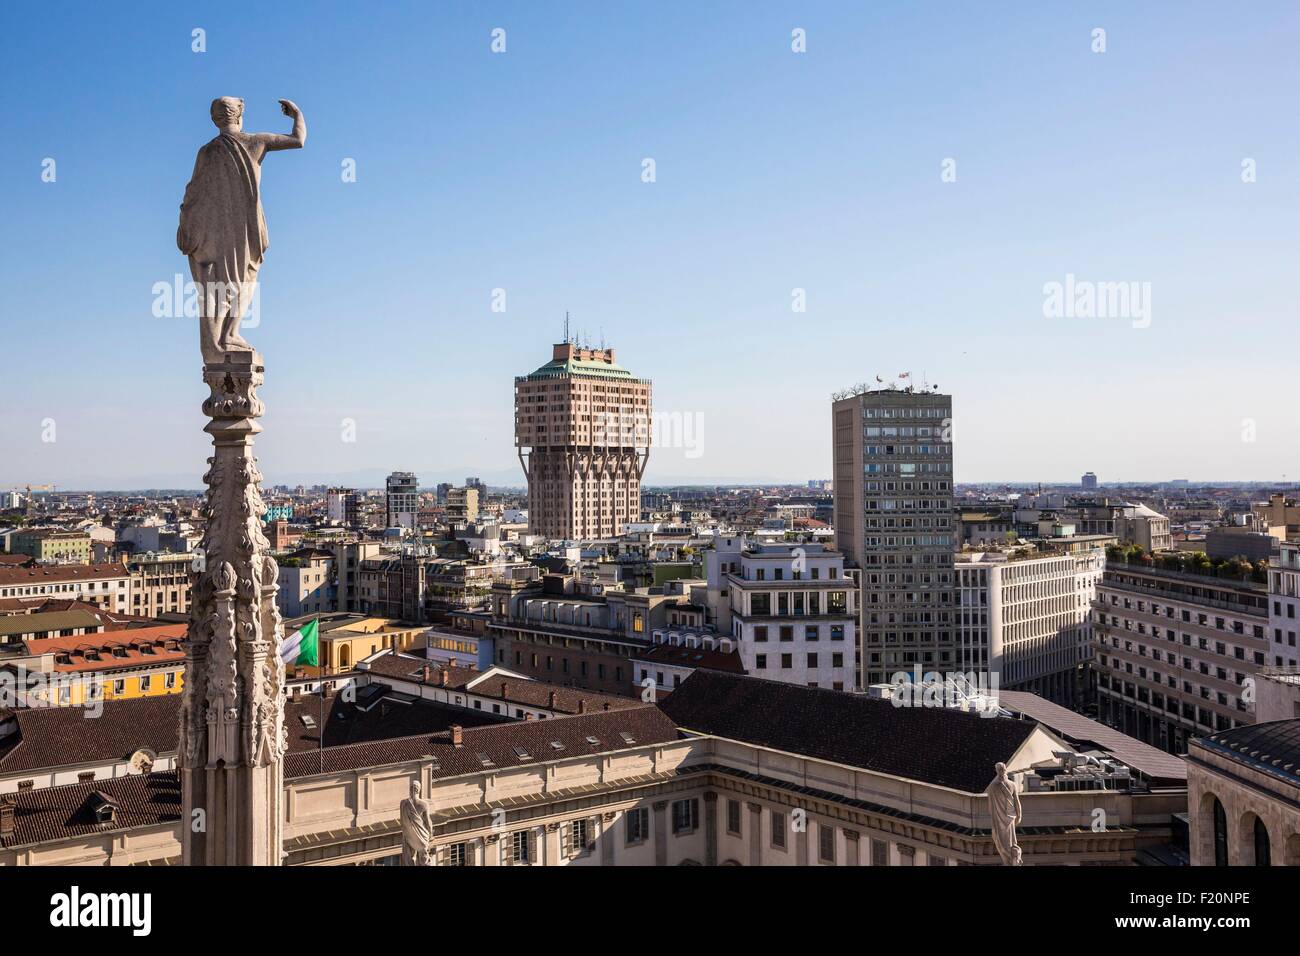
9,530,92,565
832,388,954,686
445,486,479,523
486,575,695,696
326,488,359,527
726,542,856,691
385,472,419,530
277,548,335,618
1265,542,1300,670
955,542,1104,707
0,563,131,614
1093,563,1269,754
13,622,187,707
123,551,192,618
515,341,651,540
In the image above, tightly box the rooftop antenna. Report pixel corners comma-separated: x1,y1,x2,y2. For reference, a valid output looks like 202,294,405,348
563,311,571,344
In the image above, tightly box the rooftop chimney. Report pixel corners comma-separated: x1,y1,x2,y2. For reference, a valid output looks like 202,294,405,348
577,699,587,714
0,799,14,840
422,664,432,682
500,681,509,698
440,668,450,686
548,691,558,709
450,725,463,747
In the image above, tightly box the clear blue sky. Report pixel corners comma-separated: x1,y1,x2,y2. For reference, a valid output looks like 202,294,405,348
2,1,1297,489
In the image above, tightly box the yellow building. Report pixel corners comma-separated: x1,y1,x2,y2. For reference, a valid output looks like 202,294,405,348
286,614,427,676
17,624,187,707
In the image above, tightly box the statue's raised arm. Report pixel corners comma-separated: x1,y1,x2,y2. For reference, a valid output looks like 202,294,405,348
178,97,306,364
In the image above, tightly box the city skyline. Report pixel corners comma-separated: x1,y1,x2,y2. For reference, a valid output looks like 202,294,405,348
4,2,1299,488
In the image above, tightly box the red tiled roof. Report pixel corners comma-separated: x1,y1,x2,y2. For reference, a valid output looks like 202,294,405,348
0,695,178,774
0,772,180,849
25,623,186,673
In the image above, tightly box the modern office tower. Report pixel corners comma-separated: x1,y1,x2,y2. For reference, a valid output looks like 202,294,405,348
1093,563,1269,754
1081,471,1098,491
832,388,954,687
515,341,651,540
385,471,419,530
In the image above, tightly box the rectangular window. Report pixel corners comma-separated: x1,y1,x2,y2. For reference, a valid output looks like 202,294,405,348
626,807,649,845
446,842,467,866
770,810,786,849
819,824,835,863
872,839,888,866
672,798,698,834
511,830,531,864
569,819,591,855
726,799,742,836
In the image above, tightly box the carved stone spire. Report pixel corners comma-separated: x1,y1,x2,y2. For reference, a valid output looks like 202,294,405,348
180,351,287,866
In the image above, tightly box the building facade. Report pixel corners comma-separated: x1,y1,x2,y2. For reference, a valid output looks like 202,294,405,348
1187,720,1300,865
726,542,856,691
1093,563,1269,754
124,551,193,618
10,530,92,564
385,472,419,530
955,543,1103,707
1266,543,1300,670
832,388,954,687
0,564,131,615
515,342,651,541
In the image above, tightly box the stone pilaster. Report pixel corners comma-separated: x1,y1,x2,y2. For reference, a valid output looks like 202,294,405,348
180,352,286,866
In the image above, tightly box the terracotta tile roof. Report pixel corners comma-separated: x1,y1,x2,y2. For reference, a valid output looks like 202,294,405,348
24,623,186,672
284,705,679,779
0,695,178,775
0,772,180,849
0,562,129,587
658,670,1037,794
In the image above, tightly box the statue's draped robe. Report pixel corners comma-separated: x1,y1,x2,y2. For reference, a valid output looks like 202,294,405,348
400,798,434,865
178,133,267,308
987,776,1022,864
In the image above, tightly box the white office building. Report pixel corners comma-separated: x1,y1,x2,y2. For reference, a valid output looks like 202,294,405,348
726,542,856,691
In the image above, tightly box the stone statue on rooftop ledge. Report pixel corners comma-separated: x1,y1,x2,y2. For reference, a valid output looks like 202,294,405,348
178,96,306,364
400,779,435,866
987,761,1023,865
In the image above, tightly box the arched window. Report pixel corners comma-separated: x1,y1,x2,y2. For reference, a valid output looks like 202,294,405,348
1212,798,1228,866
1253,817,1270,867
339,645,351,670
